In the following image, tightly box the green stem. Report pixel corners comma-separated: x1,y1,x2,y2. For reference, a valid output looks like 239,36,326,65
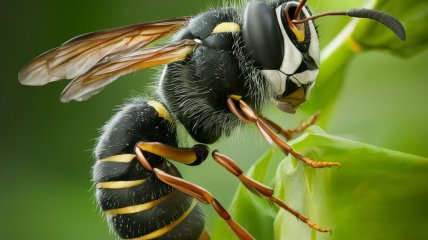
301,22,357,127
302,0,377,128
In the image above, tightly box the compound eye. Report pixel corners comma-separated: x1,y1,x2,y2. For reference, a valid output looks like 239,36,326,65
243,1,283,70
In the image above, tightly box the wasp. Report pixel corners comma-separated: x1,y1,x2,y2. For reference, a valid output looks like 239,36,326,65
19,0,405,239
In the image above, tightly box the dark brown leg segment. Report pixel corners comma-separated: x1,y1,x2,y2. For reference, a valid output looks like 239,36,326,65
212,150,331,233
227,98,340,168
134,144,254,240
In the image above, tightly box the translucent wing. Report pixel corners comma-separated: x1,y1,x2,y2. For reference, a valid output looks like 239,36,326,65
18,18,188,86
60,39,197,102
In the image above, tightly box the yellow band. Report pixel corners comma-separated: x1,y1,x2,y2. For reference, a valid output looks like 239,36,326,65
104,193,171,216
96,179,146,189
132,199,198,240
99,154,135,163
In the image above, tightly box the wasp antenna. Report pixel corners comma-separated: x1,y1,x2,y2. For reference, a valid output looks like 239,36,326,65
293,8,406,41
292,11,348,24
347,8,406,41
294,0,307,20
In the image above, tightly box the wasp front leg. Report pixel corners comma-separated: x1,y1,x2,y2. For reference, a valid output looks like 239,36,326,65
227,97,340,168
261,112,320,141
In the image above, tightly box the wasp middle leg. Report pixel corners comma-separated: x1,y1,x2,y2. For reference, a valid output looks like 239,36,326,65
261,112,320,140
227,97,340,168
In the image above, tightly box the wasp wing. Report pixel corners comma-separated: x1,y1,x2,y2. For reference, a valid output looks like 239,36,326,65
18,18,188,86
60,39,197,102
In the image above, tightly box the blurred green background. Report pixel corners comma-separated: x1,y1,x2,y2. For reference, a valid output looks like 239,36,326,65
1,0,427,239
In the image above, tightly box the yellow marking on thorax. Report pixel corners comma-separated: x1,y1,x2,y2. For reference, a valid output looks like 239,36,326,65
147,101,172,122
132,199,198,240
212,22,241,33
228,94,242,101
96,179,146,189
104,193,171,216
99,154,135,163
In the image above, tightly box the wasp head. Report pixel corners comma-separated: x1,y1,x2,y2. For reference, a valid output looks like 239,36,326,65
243,0,405,113
243,0,320,114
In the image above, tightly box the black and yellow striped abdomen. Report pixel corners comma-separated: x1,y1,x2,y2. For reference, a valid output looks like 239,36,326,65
93,98,205,239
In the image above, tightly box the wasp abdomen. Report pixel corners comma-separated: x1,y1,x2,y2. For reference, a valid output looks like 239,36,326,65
93,98,205,239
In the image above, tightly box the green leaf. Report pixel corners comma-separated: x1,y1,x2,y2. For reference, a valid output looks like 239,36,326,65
213,126,428,240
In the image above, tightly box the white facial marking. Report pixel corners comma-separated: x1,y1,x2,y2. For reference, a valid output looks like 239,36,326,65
262,3,321,97
261,70,287,95
292,69,319,85
276,6,302,75
301,7,320,66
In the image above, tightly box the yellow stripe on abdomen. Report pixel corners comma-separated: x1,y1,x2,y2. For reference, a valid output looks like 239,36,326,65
132,199,198,240
104,193,171,216
96,179,146,189
99,154,135,163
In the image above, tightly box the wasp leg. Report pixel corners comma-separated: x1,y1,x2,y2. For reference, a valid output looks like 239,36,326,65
227,98,340,168
134,145,254,240
153,169,254,240
212,150,331,233
136,141,209,167
261,112,320,140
